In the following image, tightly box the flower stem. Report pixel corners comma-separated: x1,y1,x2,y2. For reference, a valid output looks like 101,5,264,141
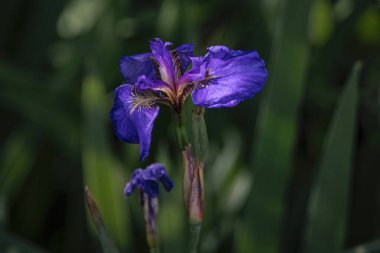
149,247,161,253
189,223,202,253
192,106,208,162
188,106,207,253
174,112,189,150
174,107,207,253
142,195,160,253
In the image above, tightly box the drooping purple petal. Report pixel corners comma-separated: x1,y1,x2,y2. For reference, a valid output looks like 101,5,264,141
119,53,156,84
159,175,174,192
149,38,176,87
124,169,143,196
191,46,267,108
124,164,174,198
145,163,174,192
124,182,136,196
110,84,159,161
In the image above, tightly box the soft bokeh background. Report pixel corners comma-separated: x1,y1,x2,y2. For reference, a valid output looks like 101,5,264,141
0,0,379,252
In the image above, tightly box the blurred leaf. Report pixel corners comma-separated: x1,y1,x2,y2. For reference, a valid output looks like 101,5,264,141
0,231,46,253
0,62,79,153
355,7,380,46
302,62,361,253
333,0,354,21
236,0,312,252
210,131,241,192
85,187,119,253
0,129,36,212
344,239,380,253
81,74,128,249
157,0,180,39
57,0,106,39
156,142,186,251
308,0,334,46
223,170,252,214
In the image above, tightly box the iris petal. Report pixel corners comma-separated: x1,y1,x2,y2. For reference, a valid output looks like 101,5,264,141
150,38,176,86
174,44,194,73
139,180,160,198
179,57,207,85
120,53,156,84
110,84,159,161
124,164,174,198
145,163,174,192
191,46,267,108
136,75,172,94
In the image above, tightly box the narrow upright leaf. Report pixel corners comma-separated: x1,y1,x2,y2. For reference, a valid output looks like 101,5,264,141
237,0,312,252
85,187,119,253
344,239,380,253
302,62,362,253
81,74,128,248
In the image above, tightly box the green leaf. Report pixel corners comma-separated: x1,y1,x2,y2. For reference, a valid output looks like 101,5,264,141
343,239,380,253
308,0,334,46
302,62,362,253
85,187,119,253
236,0,312,252
0,62,79,153
0,231,46,253
81,74,129,249
0,129,36,199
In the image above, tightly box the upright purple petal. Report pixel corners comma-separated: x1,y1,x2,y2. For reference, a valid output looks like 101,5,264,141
205,46,245,60
179,57,207,86
149,38,176,87
110,84,159,161
120,53,155,84
191,46,267,108
175,44,194,73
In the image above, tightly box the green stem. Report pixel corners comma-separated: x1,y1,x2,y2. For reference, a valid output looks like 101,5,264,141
192,106,208,162
149,248,161,253
143,195,160,253
173,108,205,253
174,112,189,150
189,223,202,253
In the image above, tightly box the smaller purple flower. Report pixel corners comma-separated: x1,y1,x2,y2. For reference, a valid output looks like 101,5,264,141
124,163,173,198
124,163,173,250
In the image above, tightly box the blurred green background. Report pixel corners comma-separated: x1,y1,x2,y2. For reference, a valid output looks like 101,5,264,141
0,0,379,252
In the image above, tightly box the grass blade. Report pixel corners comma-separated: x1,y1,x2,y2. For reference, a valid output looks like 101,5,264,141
344,240,380,253
0,231,46,253
302,62,362,253
85,187,119,253
236,0,312,252
81,74,128,248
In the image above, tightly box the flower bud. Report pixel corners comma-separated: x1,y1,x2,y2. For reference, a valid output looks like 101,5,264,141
188,161,204,224
182,144,204,224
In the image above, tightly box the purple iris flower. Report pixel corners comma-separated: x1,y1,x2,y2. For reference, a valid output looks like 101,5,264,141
124,163,173,198
110,38,267,161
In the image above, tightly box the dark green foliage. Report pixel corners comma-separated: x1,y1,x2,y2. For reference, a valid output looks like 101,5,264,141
0,0,379,252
